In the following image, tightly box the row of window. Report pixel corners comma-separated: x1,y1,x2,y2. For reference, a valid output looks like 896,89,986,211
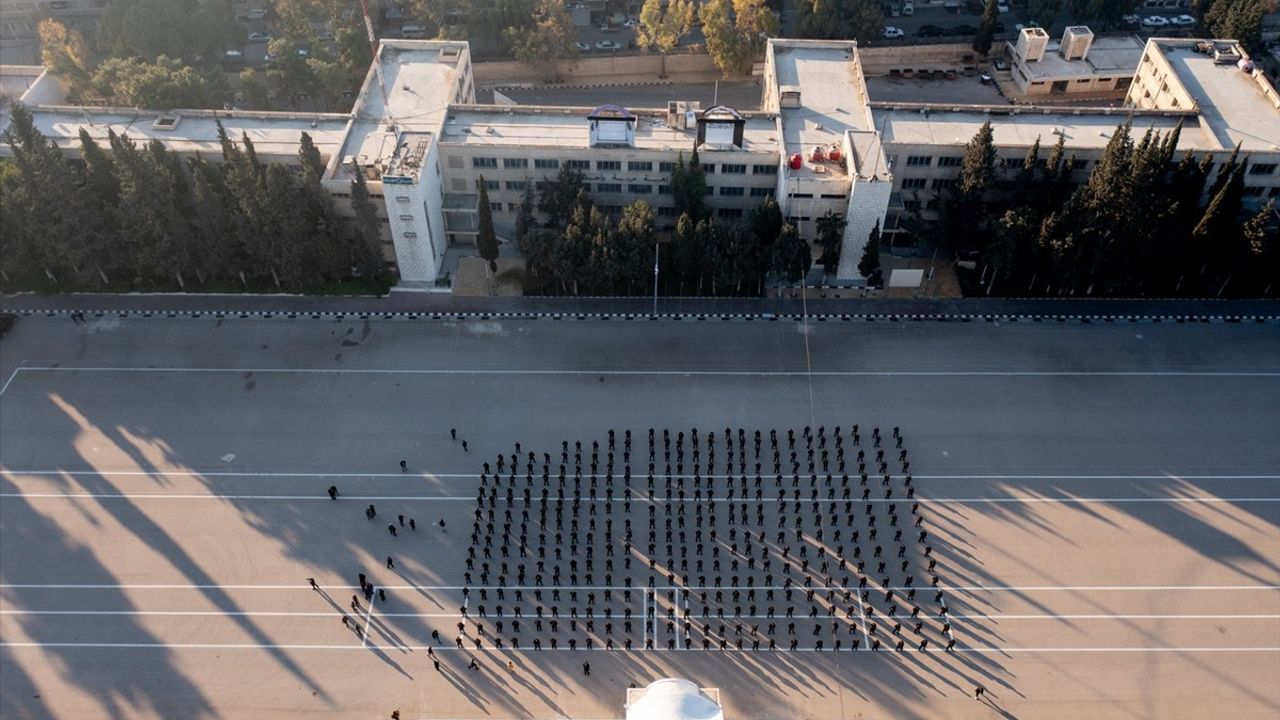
482,202,747,219
478,178,775,198
471,157,777,175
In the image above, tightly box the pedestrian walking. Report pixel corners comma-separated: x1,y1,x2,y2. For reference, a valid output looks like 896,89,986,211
583,661,590,676
462,440,469,452
388,524,397,537
438,519,447,531
400,460,407,472
451,428,457,440
379,588,386,602
974,685,985,700
398,514,405,527
359,572,367,588
387,556,395,569
434,658,441,671
368,504,377,519
469,657,479,670
307,577,319,590
391,710,400,720
432,629,441,643
409,518,416,531
327,485,338,500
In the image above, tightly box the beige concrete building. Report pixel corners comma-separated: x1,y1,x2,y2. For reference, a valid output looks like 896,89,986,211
2,34,1277,286
1007,26,1146,97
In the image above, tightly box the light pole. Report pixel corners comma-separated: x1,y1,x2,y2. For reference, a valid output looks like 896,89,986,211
652,240,660,317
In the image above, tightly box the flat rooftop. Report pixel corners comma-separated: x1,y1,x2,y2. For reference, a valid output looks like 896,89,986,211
332,41,468,180
1020,35,1146,80
439,106,779,155
1155,40,1280,152
0,65,44,102
876,108,1196,151
770,40,875,179
13,109,349,161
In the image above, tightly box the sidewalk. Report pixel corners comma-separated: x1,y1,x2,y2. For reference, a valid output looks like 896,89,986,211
3,292,1276,321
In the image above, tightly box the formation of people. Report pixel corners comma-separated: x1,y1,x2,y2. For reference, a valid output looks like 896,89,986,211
456,424,955,653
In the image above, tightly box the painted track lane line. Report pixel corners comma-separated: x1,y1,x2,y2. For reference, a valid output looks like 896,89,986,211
7,470,1279,480
2,642,1277,653
0,367,23,396
4,492,1278,504
8,366,1280,378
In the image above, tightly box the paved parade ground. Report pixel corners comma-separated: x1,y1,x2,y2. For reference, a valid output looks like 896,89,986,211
1,314,1278,719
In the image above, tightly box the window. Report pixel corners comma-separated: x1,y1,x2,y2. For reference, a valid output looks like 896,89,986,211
628,161,653,171
820,193,846,199
1002,157,1022,169
447,156,464,169
597,160,621,171
903,199,921,211
721,164,746,174
702,164,716,173
629,184,652,194
1249,164,1277,175
720,186,745,196
926,199,940,211
567,159,589,170
535,158,560,169
753,164,777,175
902,178,927,189
658,185,672,194
395,196,410,203
1071,159,1089,171
705,186,715,195
596,183,622,193
790,192,813,199
717,208,744,219
931,178,956,190
906,155,932,167
476,179,499,190
503,158,528,169
750,187,773,197
473,157,497,168
403,231,417,239
490,201,503,210
399,214,414,221
936,156,962,168
657,206,679,217
507,202,520,212
1242,186,1265,197
659,162,675,172
505,180,526,191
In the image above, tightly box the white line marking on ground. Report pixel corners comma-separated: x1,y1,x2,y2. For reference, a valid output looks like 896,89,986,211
2,583,1276,592
6,470,1278,480
4,492,1278,504
1,642,1276,653
9,366,1280,378
0,367,23,396
2,610,1277,620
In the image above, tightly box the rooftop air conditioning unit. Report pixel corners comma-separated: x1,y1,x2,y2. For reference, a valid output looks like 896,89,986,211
152,115,181,131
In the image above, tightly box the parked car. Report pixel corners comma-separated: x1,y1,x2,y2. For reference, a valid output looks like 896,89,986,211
623,16,639,27
882,26,905,39
948,24,978,35
917,24,946,36
1169,13,1196,25
997,0,1010,12
575,41,591,51
1121,13,1140,26
248,31,272,42
595,40,621,50
1142,15,1169,27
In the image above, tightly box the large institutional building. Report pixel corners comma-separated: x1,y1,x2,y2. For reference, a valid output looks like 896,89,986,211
2,31,1278,284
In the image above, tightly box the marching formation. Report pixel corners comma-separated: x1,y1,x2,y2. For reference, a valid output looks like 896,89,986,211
457,424,955,653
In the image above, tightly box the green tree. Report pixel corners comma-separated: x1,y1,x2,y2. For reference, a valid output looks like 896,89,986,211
349,163,385,280
1205,0,1266,49
973,0,998,55
612,201,658,294
703,0,778,77
815,210,846,275
796,0,845,39
238,68,272,110
772,223,811,283
188,157,240,283
38,19,92,99
514,183,535,247
538,163,588,228
858,221,881,278
1026,0,1062,25
477,178,500,274
637,0,698,51
89,55,229,109
504,0,579,81
96,0,239,65
670,152,708,221
266,37,318,109
941,120,996,251
1192,159,1246,289
844,0,884,44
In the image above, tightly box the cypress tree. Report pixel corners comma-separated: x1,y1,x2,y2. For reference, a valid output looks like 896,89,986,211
477,178,500,274
858,221,881,278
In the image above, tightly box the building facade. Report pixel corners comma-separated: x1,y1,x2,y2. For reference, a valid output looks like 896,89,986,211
2,35,1278,285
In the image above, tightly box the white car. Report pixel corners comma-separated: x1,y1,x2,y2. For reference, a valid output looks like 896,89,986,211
623,17,638,27
996,1,1009,12
882,26,905,39
248,31,272,42
1121,13,1140,25
1169,14,1195,26
595,40,621,50
1142,15,1169,27
575,41,590,51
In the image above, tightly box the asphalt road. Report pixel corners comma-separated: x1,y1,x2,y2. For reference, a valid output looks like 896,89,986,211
1,316,1277,720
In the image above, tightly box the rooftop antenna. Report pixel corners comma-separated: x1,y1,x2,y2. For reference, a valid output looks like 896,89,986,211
359,0,391,119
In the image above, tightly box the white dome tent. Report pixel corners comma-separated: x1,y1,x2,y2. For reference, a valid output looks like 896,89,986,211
625,678,725,720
